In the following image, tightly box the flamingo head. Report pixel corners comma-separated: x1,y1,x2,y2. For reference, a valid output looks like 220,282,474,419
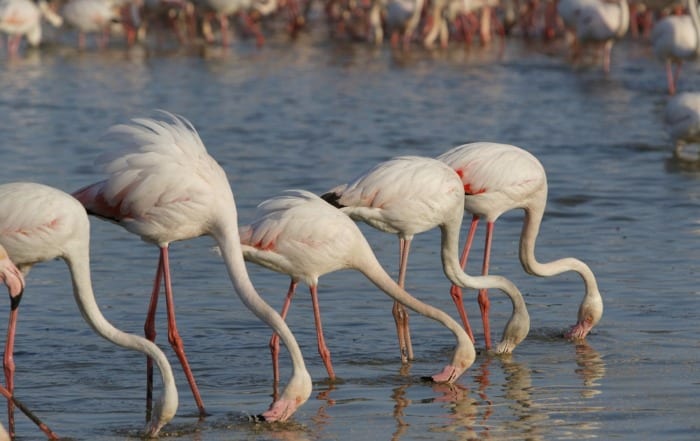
565,291,603,340
494,299,531,355
143,392,178,438
0,249,25,308
260,369,312,422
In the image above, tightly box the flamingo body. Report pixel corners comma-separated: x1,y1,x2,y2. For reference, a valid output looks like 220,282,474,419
241,189,475,384
651,0,700,94
665,91,700,159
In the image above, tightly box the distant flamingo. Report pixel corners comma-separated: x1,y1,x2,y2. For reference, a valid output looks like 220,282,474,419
0,182,178,438
437,142,603,347
72,111,312,422
240,189,485,386
0,0,63,57
557,0,629,73
651,0,700,95
60,0,122,49
322,156,530,357
665,91,700,160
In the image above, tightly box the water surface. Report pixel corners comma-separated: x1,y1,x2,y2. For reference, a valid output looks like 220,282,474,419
1,30,699,440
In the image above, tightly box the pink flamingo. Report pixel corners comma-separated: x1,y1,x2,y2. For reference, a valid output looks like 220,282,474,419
72,111,312,422
321,156,530,359
240,189,488,386
437,142,603,349
0,182,178,438
650,0,700,95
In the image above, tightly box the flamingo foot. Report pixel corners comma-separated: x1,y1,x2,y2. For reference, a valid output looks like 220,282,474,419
429,365,459,384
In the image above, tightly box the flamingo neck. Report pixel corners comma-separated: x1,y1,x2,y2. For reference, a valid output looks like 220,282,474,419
440,216,530,346
65,242,178,435
213,222,309,377
518,206,602,315
356,250,475,370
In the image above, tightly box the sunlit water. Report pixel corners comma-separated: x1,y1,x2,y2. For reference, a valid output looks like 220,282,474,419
1,26,699,441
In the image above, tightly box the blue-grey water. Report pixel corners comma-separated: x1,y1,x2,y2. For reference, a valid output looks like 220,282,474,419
1,27,699,441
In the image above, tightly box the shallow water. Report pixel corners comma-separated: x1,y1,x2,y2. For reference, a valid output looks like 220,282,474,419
1,27,699,441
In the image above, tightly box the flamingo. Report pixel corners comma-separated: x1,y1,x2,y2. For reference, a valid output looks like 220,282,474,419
60,0,123,49
321,156,530,359
72,111,312,422
0,0,63,57
651,0,700,95
0,182,178,438
368,0,418,47
239,189,489,386
557,0,629,73
194,0,265,46
665,91,700,160
437,142,603,348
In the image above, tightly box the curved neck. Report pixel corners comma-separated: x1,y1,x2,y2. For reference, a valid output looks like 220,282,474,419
355,251,475,364
617,0,630,37
212,221,308,375
518,206,601,309
440,217,528,314
65,244,178,429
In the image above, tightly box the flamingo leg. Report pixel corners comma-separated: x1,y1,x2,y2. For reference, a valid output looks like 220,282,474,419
449,215,478,343
673,61,683,95
144,253,164,420
666,60,676,95
478,221,494,350
309,285,336,380
161,246,207,417
3,307,18,438
394,238,414,363
269,280,297,400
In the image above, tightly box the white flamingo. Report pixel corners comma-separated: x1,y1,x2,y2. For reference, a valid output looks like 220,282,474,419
322,156,530,356
0,182,178,438
651,0,700,95
558,0,629,73
369,0,425,48
61,0,123,49
665,91,700,160
0,0,62,56
437,142,604,347
240,189,480,386
72,111,312,423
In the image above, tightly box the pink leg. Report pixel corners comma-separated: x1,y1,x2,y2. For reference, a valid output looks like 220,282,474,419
269,280,297,400
450,215,478,343
666,61,676,95
219,14,230,46
478,222,494,350
144,254,164,419
4,307,18,438
309,285,336,380
393,238,413,363
161,246,207,417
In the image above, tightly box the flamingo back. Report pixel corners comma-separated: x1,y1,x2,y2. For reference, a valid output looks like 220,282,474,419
326,156,465,237
74,112,234,245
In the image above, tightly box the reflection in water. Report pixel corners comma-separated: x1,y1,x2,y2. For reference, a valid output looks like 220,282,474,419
574,342,606,398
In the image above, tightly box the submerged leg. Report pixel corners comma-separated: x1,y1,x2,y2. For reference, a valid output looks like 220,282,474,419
310,285,335,380
394,238,414,363
479,222,495,350
144,253,163,419
162,246,207,417
269,280,297,400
